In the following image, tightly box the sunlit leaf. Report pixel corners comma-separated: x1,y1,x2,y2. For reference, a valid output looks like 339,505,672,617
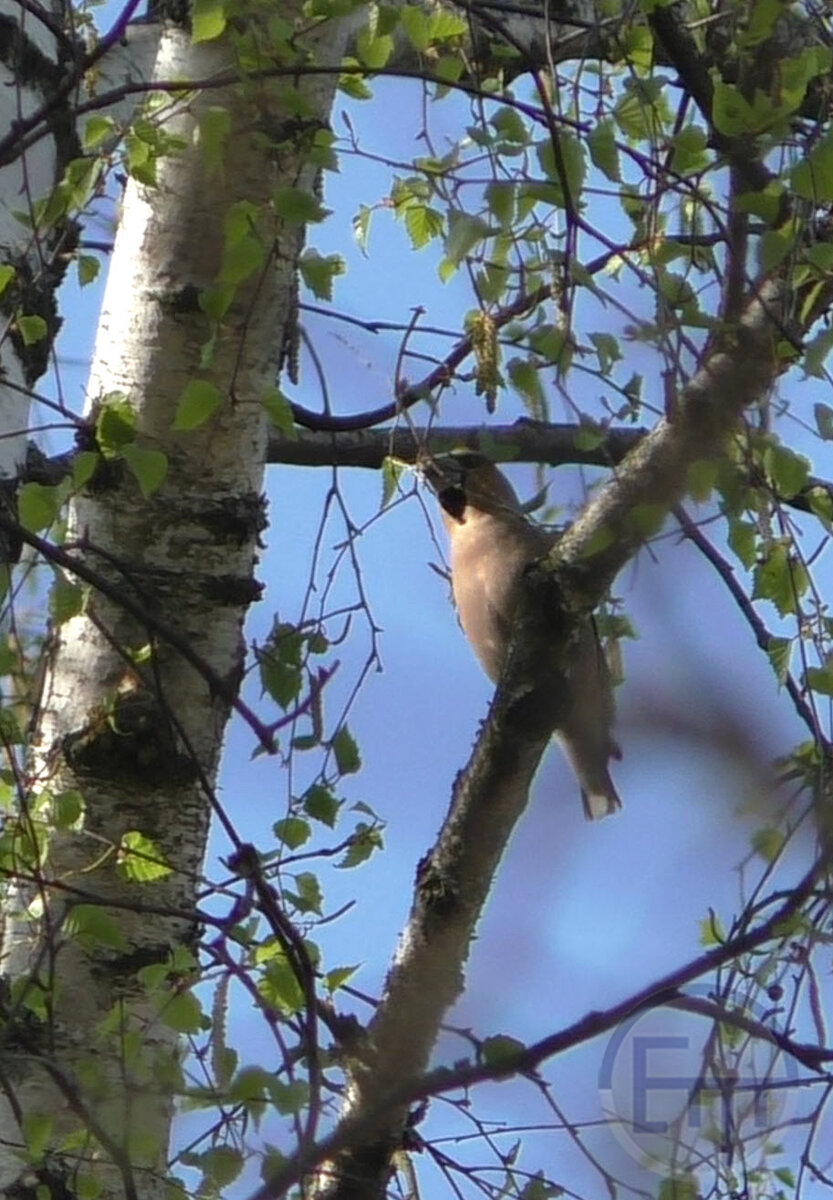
173,380,223,431
117,831,174,882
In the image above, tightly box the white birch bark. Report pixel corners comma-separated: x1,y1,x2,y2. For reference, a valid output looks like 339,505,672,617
0,0,69,479
0,10,353,1198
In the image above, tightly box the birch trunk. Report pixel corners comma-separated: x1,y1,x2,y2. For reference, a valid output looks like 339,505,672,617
0,12,350,1199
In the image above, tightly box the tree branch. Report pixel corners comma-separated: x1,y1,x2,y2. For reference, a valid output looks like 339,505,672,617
553,278,794,599
257,856,830,1199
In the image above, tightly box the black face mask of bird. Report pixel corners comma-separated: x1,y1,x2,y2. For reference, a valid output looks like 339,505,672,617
423,450,622,820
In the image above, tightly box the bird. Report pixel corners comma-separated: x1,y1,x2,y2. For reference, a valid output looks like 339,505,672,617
423,449,622,820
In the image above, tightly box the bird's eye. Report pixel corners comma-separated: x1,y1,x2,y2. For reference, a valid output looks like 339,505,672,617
438,486,467,522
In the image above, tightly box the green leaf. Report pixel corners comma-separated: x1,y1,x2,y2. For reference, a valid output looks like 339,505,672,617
760,229,790,272
658,1178,699,1200
0,264,14,297
196,105,231,174
273,187,329,224
287,870,323,914
50,575,85,624
356,28,394,69
535,133,586,207
17,314,47,345
803,243,833,272
804,327,833,377
299,249,346,300
589,331,621,373
97,394,136,456
519,1173,562,1200
259,953,304,1014
698,911,726,946
303,784,340,827
751,827,785,863
686,459,717,502
763,443,810,498
191,0,227,43
791,129,833,202
814,402,833,440
400,4,432,51
339,66,373,101
805,664,833,696
484,182,515,226
380,456,406,508
712,81,757,136
160,992,205,1037
269,1079,310,1116
199,282,233,322
442,210,491,269
428,10,467,40
614,78,672,141
220,235,266,288
735,181,784,223
587,120,621,182
262,386,296,435
574,423,606,451
325,964,358,993
65,904,128,951
22,1111,53,1159
227,1065,268,1110
489,105,528,145
767,637,792,687
173,380,223,431
273,817,311,849
404,205,444,250
72,451,99,489
353,204,372,255
258,626,303,709
337,822,383,868
122,444,168,498
621,23,654,68
82,115,115,150
77,255,100,286
123,131,156,187
529,324,567,364
0,709,23,746
808,486,833,530
18,482,60,532
476,261,509,305
117,830,174,882
727,518,756,567
507,357,545,415
52,789,84,829
752,541,809,616
0,639,17,675
670,125,709,174
332,724,361,775
481,1034,525,1068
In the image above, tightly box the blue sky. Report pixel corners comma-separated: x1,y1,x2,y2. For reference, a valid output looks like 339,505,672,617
41,10,833,1195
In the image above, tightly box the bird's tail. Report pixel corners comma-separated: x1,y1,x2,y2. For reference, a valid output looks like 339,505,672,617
581,779,623,821
555,733,623,820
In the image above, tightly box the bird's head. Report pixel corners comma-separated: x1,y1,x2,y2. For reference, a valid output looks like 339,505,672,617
421,450,522,524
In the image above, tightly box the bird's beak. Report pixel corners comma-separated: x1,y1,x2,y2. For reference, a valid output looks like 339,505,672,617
419,453,472,524
418,452,466,495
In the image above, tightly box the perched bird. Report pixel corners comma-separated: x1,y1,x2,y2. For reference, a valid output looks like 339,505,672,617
424,450,622,819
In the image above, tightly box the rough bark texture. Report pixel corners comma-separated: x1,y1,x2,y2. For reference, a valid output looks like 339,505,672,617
0,11,352,1199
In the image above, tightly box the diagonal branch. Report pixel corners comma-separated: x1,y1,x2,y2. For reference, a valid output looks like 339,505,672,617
553,278,792,599
301,275,817,1198
257,856,830,1199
